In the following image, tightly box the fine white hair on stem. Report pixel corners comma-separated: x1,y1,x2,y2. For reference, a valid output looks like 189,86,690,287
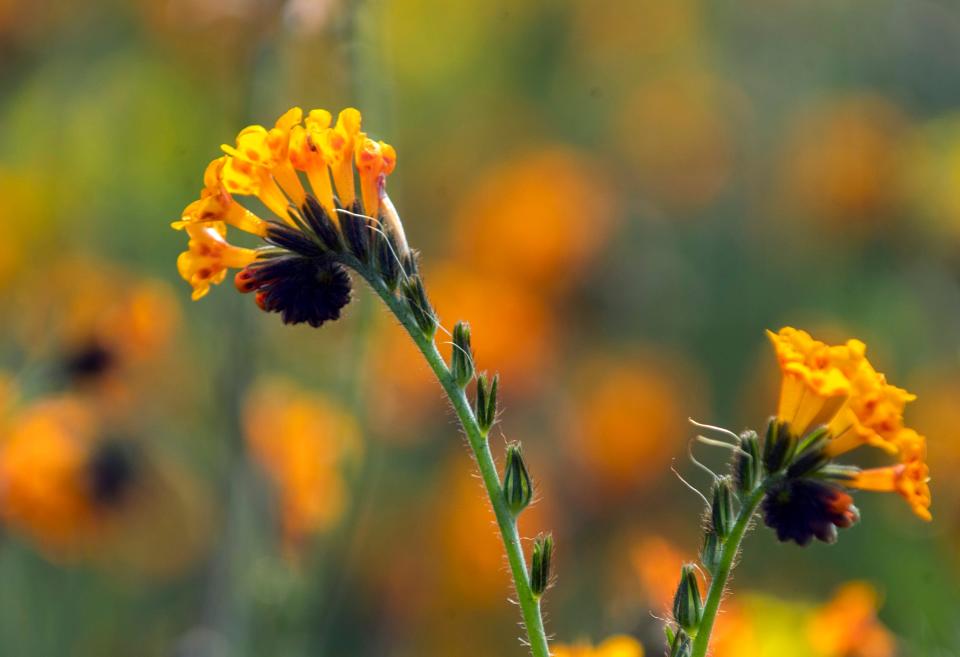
442,339,476,372
696,434,752,458
671,460,711,507
688,418,742,444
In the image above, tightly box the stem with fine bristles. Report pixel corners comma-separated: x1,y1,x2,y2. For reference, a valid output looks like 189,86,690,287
354,265,551,657
689,486,765,657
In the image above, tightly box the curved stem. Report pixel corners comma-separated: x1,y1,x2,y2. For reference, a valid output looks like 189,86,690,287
690,487,765,657
364,274,551,657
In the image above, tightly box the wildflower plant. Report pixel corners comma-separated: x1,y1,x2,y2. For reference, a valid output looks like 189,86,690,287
173,107,553,655
666,327,931,657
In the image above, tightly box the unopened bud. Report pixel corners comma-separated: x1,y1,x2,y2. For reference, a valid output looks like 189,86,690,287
711,476,736,538
374,223,401,292
402,276,437,338
669,629,692,657
700,530,721,575
475,372,499,434
763,419,796,473
672,564,703,632
503,443,533,515
451,321,474,388
734,430,762,493
787,427,831,478
530,533,553,597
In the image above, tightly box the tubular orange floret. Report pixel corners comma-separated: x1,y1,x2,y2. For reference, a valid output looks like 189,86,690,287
355,137,398,218
847,430,931,521
177,225,258,301
171,157,269,237
767,328,852,437
289,109,336,217
321,107,363,207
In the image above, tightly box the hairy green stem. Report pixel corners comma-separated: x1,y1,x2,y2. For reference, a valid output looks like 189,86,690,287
364,273,551,657
690,486,765,657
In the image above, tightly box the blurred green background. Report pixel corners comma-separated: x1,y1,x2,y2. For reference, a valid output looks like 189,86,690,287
0,0,958,655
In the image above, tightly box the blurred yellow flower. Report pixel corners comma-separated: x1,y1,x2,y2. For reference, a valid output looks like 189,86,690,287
553,635,644,657
711,583,894,657
243,377,361,555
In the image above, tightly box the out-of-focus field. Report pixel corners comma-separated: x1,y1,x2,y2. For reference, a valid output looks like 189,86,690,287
0,1,958,655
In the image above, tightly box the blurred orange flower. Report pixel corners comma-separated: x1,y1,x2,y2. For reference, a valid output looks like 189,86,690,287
433,454,551,606
567,353,706,496
553,635,644,657
779,94,908,232
615,69,736,214
449,147,618,297
808,582,896,657
0,397,105,557
631,535,703,612
243,377,361,555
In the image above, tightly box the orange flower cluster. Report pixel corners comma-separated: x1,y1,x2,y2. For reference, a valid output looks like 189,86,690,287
769,327,931,520
174,107,397,300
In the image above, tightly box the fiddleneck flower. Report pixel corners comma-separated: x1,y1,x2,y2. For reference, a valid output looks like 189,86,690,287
763,327,931,544
767,327,916,458
172,106,408,325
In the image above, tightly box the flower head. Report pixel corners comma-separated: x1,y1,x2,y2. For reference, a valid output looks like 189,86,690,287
763,327,932,537
173,106,407,325
768,327,917,456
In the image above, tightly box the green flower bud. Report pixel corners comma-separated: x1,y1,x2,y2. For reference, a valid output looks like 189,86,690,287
762,418,797,473
451,321,474,388
711,476,736,538
530,533,553,597
672,563,703,632
700,529,721,575
787,427,831,478
669,629,692,657
475,372,499,434
374,223,401,292
734,430,762,493
503,443,533,515
401,275,436,338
